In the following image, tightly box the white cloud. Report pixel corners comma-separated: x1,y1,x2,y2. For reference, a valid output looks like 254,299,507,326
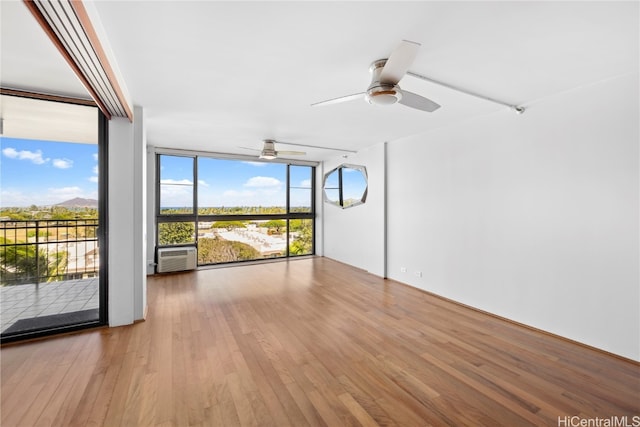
0,189,31,207
222,189,256,198
40,186,84,205
0,186,95,207
49,186,83,196
198,186,288,207
160,181,193,207
2,147,49,165
53,158,73,169
92,153,99,161
2,148,18,158
198,179,209,187
299,179,312,188
244,176,282,188
161,179,193,185
242,161,267,167
89,165,99,183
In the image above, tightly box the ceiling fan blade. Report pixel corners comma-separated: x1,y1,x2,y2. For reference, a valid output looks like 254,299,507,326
379,40,421,85
311,92,365,107
277,150,306,156
398,90,441,112
239,146,261,152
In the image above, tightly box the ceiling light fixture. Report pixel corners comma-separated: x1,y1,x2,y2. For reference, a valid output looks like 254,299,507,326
259,153,277,160
259,140,278,159
366,85,402,106
364,60,404,106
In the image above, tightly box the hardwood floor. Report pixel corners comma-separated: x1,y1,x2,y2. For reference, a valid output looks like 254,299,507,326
2,257,638,426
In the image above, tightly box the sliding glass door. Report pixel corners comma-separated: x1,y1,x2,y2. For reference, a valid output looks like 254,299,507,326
0,93,107,341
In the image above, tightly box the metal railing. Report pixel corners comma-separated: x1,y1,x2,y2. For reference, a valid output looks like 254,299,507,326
0,220,99,286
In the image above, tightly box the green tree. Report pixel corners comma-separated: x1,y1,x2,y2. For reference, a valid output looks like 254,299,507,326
198,238,262,264
0,238,68,285
212,221,246,230
289,219,306,231
50,206,76,220
26,230,49,239
263,220,286,234
158,222,195,245
0,210,29,220
289,221,313,255
46,251,69,282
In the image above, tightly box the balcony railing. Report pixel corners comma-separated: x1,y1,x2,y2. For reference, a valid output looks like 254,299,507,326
0,220,99,286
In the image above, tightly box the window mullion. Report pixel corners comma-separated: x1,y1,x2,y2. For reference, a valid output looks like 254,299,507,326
193,155,198,246
338,167,344,207
286,164,291,256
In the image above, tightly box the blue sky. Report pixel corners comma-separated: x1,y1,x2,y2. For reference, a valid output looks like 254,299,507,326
0,138,362,209
159,156,368,208
342,167,368,200
160,156,313,208
1,137,98,207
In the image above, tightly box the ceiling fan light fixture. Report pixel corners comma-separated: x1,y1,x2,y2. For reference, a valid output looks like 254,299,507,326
366,85,402,106
259,139,278,159
259,150,277,160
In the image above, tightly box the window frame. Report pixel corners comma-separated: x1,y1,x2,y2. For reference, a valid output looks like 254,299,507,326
0,89,108,343
157,154,196,216
155,153,316,266
323,163,368,209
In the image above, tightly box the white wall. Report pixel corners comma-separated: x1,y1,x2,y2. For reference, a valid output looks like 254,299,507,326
315,164,325,257
323,143,386,277
133,106,147,320
108,109,147,326
146,145,156,275
386,73,639,361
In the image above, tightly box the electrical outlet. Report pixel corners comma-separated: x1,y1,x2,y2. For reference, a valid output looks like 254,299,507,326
400,267,407,273
415,271,422,278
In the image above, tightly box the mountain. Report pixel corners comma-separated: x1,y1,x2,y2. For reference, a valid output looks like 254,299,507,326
55,197,98,208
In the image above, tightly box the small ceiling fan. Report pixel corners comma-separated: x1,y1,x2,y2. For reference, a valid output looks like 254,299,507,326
312,40,440,113
240,139,306,160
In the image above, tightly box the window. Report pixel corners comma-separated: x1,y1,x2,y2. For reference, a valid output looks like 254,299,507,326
159,155,194,215
289,218,313,256
197,158,286,215
323,164,368,208
0,92,107,343
156,154,315,266
289,165,313,213
158,221,196,246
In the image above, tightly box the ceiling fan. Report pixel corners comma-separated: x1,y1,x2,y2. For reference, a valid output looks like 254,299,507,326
312,40,440,113
240,139,306,160
240,139,359,160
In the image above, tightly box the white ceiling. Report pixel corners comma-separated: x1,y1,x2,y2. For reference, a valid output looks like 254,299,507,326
2,1,638,161
0,95,98,144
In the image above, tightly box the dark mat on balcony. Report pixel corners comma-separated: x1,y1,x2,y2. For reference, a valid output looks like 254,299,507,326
2,308,99,335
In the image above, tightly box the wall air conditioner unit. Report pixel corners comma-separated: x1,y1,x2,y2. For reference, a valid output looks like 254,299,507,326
157,247,197,273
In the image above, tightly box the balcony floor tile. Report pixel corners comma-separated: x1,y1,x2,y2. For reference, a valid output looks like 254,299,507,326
1,278,99,334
